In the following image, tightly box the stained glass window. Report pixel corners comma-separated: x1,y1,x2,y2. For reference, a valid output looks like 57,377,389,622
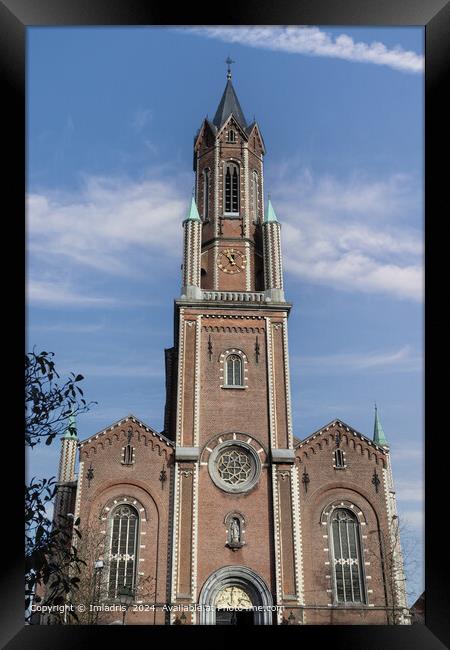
330,508,365,603
107,504,138,599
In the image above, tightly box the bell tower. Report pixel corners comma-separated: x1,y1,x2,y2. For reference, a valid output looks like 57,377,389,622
170,66,302,625
187,64,269,296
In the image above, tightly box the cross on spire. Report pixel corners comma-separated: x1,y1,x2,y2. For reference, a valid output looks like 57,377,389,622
225,56,235,80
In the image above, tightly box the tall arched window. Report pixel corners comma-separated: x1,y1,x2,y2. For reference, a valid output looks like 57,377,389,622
330,508,366,604
224,163,239,214
107,504,139,599
227,129,236,143
226,354,243,386
203,168,210,220
252,170,259,221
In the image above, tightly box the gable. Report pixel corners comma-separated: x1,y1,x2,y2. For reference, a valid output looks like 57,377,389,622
78,414,174,464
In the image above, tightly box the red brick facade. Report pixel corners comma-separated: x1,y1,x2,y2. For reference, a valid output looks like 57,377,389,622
52,75,410,625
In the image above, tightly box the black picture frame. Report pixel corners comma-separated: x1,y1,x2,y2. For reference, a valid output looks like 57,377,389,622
4,1,448,648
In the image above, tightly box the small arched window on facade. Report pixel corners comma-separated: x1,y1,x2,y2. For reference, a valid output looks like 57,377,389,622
330,508,366,604
227,129,236,143
334,448,345,469
203,168,210,221
123,444,134,465
226,354,243,387
107,504,139,599
252,171,259,221
224,162,239,215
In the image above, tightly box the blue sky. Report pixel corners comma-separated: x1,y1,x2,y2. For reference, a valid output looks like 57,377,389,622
26,26,424,604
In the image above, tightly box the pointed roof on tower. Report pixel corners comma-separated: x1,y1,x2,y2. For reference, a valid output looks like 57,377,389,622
184,195,201,222
264,198,279,223
62,412,78,440
373,404,389,447
212,75,248,131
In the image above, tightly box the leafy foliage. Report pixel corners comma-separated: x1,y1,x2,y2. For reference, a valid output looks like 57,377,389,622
25,348,95,448
25,350,95,623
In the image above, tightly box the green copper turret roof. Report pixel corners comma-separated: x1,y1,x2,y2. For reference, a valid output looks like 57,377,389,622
62,412,78,440
373,404,389,447
264,198,279,223
185,196,201,222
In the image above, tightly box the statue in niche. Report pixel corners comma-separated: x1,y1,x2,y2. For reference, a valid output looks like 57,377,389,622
226,515,244,550
230,518,240,544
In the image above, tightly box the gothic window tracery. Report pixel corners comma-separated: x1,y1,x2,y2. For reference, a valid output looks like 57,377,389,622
226,354,243,386
107,504,139,599
224,162,239,214
329,508,366,604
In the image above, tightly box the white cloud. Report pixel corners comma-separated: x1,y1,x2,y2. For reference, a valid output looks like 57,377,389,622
27,172,188,276
28,280,116,307
27,167,423,303
274,169,423,301
184,27,423,74
295,345,422,374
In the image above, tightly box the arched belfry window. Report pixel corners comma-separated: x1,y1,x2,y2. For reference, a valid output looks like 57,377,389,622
107,504,139,599
226,354,243,387
330,508,366,604
203,168,210,220
252,170,259,221
227,129,236,143
224,162,239,215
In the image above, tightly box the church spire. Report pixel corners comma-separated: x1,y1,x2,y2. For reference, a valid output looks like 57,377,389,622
212,64,247,131
373,403,389,447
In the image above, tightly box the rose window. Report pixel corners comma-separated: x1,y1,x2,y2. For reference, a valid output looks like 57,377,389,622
217,447,253,485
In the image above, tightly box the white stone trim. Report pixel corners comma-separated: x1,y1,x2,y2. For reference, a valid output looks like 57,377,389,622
271,468,283,623
191,462,199,623
282,316,294,447
265,317,277,448
291,463,304,605
194,316,201,447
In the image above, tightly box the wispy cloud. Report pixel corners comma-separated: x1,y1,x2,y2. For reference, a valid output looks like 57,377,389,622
27,171,189,276
395,479,424,503
131,107,153,132
183,27,423,74
31,322,106,334
274,168,423,301
68,363,164,378
294,346,422,375
27,166,422,303
28,280,117,307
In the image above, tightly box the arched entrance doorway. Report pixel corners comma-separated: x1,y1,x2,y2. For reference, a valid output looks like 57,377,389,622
198,566,273,625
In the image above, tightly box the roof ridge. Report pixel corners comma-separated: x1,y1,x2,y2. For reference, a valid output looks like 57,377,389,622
78,413,175,448
295,418,388,453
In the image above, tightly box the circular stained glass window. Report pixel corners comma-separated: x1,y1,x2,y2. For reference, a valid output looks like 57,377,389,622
209,440,261,493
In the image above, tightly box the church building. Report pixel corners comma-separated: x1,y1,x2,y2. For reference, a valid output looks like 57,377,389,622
53,67,411,626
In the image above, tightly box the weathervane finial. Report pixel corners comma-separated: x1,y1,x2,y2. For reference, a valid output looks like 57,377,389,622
225,56,235,80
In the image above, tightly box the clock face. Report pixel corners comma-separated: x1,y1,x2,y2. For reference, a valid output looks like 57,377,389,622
217,248,247,274
215,586,252,610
